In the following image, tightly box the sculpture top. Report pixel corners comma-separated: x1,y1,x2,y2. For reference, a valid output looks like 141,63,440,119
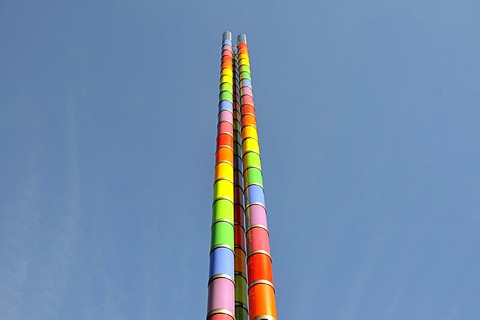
222,31,232,42
237,34,247,44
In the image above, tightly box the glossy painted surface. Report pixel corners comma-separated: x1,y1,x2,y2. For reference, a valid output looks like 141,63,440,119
217,133,234,149
219,91,233,102
240,79,252,88
221,61,233,70
240,86,253,97
238,58,250,67
240,71,251,80
234,247,247,275
233,110,241,123
217,121,234,136
220,82,233,93
215,162,234,183
234,142,243,157
220,74,233,85
241,95,254,106
244,167,263,188
212,199,234,223
234,155,243,170
222,49,233,57
235,306,249,320
239,65,251,73
211,222,234,251
233,119,241,132
218,100,233,112
234,170,244,186
218,110,234,124
209,247,235,280
234,131,242,145
234,224,246,249
213,179,234,202
245,204,268,230
234,185,244,205
207,277,235,315
216,147,234,165
235,274,248,305
247,253,273,285
245,185,265,207
248,284,277,318
246,227,271,256
234,204,245,226
241,114,257,128
242,138,260,155
238,53,249,60
241,104,256,117
221,55,233,63
243,151,261,170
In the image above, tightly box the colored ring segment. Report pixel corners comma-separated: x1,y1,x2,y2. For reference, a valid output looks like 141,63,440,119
243,152,261,171
212,199,234,224
210,247,235,281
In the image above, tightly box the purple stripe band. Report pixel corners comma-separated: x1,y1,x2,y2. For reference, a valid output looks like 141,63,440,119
207,278,235,314
246,204,268,230
241,86,253,97
218,110,234,123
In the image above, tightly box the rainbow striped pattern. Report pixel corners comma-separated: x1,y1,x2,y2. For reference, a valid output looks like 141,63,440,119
207,31,277,320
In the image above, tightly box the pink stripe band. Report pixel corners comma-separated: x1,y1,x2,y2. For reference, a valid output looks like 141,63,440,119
241,86,253,97
218,110,234,123
246,204,268,230
207,278,235,314
246,227,271,256
218,121,234,136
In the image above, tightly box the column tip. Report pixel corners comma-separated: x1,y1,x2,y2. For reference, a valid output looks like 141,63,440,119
237,34,247,44
222,31,232,41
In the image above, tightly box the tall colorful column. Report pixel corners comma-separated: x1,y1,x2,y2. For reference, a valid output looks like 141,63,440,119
207,31,277,320
233,49,249,320
207,31,236,320
238,34,277,320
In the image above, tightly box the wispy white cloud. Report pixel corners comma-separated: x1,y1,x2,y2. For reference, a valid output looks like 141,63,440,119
101,282,128,320
0,94,85,320
0,147,41,320
339,220,391,320
38,94,83,318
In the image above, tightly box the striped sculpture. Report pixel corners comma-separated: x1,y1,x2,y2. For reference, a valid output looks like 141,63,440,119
207,31,277,320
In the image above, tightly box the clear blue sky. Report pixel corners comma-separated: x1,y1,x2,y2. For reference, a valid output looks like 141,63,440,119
1,1,479,319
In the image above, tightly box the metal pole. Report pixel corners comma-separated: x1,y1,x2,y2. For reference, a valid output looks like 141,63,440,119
233,47,249,320
237,33,277,320
207,31,236,320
